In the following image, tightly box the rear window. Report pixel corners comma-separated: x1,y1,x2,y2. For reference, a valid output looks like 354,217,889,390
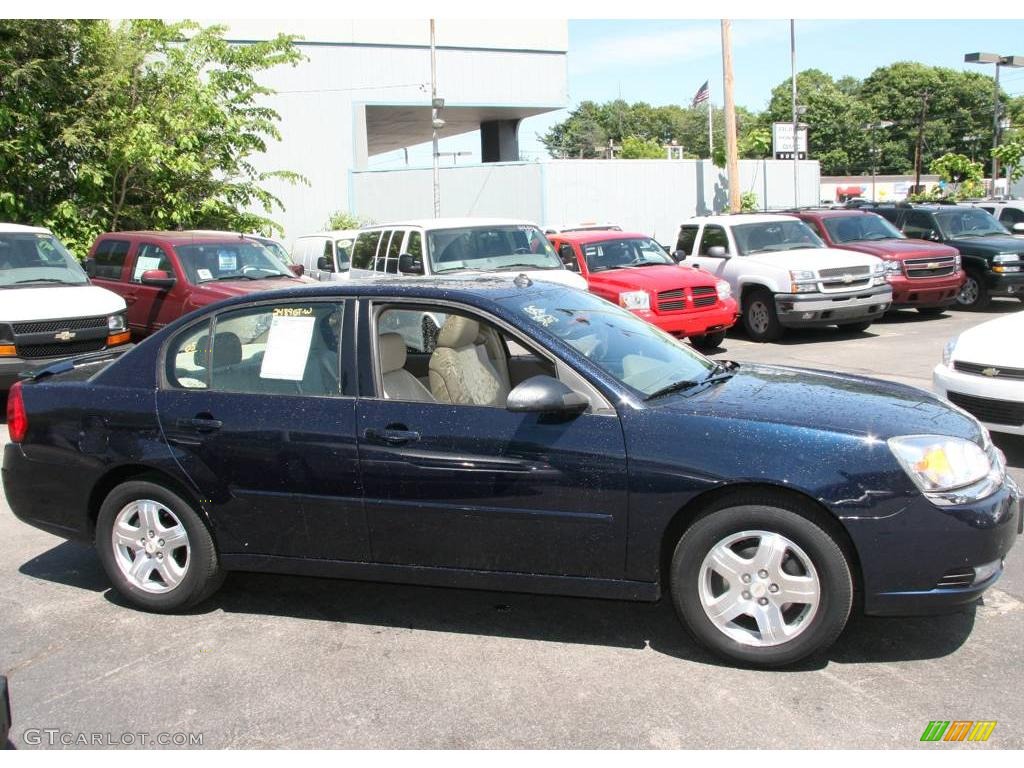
92,239,131,280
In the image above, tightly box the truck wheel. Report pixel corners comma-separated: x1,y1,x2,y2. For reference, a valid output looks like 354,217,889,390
839,320,872,333
96,479,224,612
955,271,990,310
742,289,783,342
670,501,853,668
690,330,727,351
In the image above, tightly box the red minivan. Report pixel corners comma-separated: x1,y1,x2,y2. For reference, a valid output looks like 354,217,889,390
794,210,964,314
548,230,739,350
85,231,309,338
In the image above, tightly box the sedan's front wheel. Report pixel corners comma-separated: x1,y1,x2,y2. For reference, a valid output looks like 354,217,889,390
96,479,224,612
671,501,852,667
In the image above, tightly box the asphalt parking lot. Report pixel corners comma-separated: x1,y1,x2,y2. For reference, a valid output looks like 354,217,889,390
2,301,1022,749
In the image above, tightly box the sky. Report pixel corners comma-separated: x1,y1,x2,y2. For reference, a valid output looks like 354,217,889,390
369,18,1024,169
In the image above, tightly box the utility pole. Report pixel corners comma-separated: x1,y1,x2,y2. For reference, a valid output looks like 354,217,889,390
790,19,799,208
430,19,442,218
721,20,740,212
913,92,929,193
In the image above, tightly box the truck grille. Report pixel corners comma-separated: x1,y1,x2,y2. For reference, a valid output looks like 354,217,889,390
904,255,956,278
12,315,108,334
817,265,872,291
16,338,107,359
954,361,1024,380
656,287,718,313
946,391,1024,426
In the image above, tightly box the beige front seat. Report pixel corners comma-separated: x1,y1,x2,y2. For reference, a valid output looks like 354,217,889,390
379,333,434,402
429,316,510,406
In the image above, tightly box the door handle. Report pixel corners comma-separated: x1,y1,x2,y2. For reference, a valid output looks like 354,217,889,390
176,416,223,432
363,427,421,446
124,295,138,305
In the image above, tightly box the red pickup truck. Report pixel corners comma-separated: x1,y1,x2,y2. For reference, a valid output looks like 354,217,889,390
793,210,964,314
85,231,308,338
548,230,739,350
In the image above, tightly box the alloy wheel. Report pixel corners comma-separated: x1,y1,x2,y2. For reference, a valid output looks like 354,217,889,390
748,301,770,335
957,276,980,307
111,499,191,593
698,530,820,647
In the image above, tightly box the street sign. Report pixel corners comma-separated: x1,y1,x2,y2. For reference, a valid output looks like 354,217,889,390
772,122,808,160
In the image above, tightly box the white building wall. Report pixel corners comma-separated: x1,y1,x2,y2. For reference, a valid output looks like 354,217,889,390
352,160,820,245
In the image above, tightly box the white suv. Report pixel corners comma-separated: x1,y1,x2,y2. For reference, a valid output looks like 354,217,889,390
674,214,892,342
967,200,1024,234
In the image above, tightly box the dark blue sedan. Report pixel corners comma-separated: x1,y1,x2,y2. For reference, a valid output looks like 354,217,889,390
3,277,1020,667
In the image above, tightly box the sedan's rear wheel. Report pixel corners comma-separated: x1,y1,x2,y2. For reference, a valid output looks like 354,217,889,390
671,501,852,667
96,479,224,612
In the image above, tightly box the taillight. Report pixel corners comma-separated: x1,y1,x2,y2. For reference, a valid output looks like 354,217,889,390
7,380,27,442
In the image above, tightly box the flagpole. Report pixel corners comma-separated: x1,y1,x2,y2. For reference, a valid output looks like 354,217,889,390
708,99,714,162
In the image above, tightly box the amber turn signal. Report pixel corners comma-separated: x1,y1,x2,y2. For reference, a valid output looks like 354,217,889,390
0,343,16,357
106,331,132,347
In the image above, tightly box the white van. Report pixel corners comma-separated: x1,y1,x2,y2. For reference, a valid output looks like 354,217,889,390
292,229,359,281
348,218,588,290
1,223,131,389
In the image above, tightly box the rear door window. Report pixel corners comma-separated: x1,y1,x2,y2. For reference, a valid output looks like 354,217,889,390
351,232,382,271
676,225,699,255
93,239,132,280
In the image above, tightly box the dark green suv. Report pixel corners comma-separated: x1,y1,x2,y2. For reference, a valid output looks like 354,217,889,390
872,204,1024,309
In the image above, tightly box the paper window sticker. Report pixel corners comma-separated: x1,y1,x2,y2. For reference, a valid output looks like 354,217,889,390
218,252,238,271
197,268,213,281
259,315,316,381
134,255,164,280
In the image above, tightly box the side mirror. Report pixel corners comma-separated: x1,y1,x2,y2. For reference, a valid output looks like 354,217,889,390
140,269,175,288
928,231,942,242
707,246,729,258
672,250,687,262
506,375,589,415
398,253,424,275
317,256,333,272
289,263,304,277
1012,223,1024,234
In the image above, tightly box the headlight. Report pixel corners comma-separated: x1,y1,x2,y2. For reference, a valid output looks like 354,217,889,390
619,290,650,310
872,261,887,285
954,253,961,269
993,253,1017,263
883,260,902,281
942,335,958,367
715,280,732,300
888,434,1004,504
107,313,126,332
789,270,817,293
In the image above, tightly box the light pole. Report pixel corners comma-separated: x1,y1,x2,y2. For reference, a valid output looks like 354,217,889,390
964,52,1024,196
430,19,444,217
790,20,799,208
866,120,894,202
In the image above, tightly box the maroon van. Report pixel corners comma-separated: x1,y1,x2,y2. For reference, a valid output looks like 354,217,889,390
85,231,309,338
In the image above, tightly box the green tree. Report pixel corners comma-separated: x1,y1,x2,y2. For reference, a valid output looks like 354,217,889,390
619,135,665,159
930,152,984,199
0,20,303,252
325,210,373,230
992,139,1024,185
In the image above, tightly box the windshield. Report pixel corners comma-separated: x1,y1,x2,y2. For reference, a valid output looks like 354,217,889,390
428,225,562,274
822,214,904,243
258,240,293,268
0,232,89,288
581,238,674,271
175,242,295,283
732,220,825,255
496,287,715,396
935,209,1010,239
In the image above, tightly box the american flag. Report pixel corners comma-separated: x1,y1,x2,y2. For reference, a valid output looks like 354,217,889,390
691,81,710,107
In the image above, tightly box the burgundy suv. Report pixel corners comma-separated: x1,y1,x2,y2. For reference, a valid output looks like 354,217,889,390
85,231,308,338
794,210,964,314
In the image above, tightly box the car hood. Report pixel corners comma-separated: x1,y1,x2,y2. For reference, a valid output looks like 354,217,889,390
655,363,981,442
588,264,716,292
0,284,126,322
836,239,958,261
949,235,1024,255
745,247,881,271
192,277,304,300
952,310,1024,368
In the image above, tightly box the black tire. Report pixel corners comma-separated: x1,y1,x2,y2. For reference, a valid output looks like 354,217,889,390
690,330,727,351
839,320,872,333
741,288,783,343
670,500,853,668
955,270,990,311
916,307,947,316
96,479,224,612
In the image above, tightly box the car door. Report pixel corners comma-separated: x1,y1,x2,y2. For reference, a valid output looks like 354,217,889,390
87,237,133,297
690,224,733,280
354,299,629,578
155,297,369,562
124,242,186,336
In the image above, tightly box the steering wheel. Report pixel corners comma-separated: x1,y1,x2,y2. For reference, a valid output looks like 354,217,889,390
241,265,264,276
513,247,531,254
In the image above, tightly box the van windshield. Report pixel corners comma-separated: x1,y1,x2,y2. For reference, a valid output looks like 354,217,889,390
0,232,89,288
428,225,562,274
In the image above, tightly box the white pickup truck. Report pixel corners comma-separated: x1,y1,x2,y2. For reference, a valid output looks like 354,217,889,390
673,214,892,342
1,223,131,389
